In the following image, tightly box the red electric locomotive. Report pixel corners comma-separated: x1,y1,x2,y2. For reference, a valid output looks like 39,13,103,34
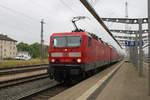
48,31,120,82
48,17,121,82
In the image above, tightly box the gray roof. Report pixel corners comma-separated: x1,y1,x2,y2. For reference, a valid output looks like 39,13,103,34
0,34,17,42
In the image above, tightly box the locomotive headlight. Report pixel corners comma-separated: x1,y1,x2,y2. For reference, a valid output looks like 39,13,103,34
77,58,81,63
51,59,55,63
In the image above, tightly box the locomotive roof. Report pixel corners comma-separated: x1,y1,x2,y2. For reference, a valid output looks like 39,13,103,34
51,32,113,47
51,32,91,37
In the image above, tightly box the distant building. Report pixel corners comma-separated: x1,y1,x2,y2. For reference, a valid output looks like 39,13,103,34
0,34,17,59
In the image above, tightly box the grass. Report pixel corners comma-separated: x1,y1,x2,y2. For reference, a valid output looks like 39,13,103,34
0,59,49,69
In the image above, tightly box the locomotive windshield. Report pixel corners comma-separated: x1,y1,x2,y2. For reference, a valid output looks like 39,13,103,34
53,36,81,47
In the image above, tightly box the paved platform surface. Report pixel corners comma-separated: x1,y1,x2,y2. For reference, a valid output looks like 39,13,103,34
96,62,150,100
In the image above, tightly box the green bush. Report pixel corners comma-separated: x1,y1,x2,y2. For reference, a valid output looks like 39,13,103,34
3,57,15,60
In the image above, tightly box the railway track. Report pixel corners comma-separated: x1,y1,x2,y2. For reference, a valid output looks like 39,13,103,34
0,64,48,75
0,74,49,88
17,63,118,100
0,64,61,100
20,84,70,100
0,64,48,88
0,62,119,100
0,77,59,100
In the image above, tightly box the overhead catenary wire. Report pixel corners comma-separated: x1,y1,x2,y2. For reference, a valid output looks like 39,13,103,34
90,0,101,5
58,0,79,15
0,3,39,22
29,0,54,15
94,0,101,4
58,0,113,41
0,1,49,44
80,0,122,48
88,0,116,33
0,1,43,32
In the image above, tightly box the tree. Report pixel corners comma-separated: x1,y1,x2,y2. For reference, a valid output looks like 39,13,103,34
29,43,41,58
17,42,30,52
17,42,48,59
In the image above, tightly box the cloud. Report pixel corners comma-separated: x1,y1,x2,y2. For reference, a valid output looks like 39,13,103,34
0,0,147,53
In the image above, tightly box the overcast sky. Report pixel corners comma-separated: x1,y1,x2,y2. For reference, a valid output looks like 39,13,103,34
0,0,148,52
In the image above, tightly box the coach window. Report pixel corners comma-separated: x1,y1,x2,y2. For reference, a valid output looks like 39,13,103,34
88,37,92,47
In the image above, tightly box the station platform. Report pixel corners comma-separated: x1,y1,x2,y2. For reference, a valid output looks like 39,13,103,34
96,62,150,100
50,61,150,100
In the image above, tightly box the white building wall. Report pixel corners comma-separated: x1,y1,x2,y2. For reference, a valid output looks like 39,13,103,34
0,40,17,59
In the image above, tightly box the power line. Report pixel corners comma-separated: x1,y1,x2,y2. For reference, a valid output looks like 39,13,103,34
89,0,101,6
0,3,39,22
80,0,122,48
0,24,38,37
0,2,42,38
29,0,53,14
0,2,42,30
89,0,94,5
94,0,101,4
58,0,79,15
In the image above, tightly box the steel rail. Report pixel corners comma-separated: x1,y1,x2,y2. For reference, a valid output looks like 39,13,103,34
0,64,48,75
0,65,49,88
0,74,49,88
20,84,67,100
0,64,48,70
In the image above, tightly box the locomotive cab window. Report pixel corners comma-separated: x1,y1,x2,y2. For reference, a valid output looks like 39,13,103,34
52,36,81,47
67,36,81,47
53,37,66,47
88,37,92,47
